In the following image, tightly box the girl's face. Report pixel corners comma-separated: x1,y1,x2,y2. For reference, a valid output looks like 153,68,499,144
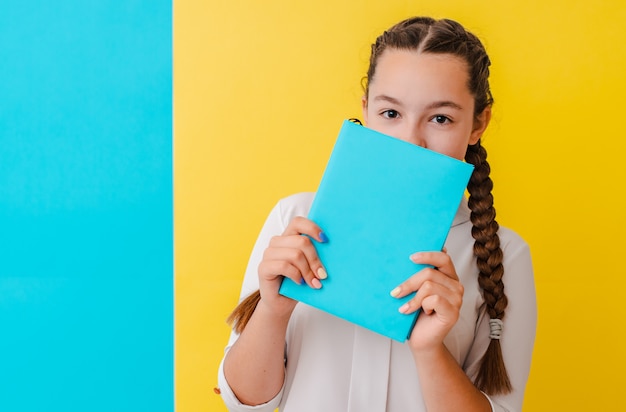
362,49,490,161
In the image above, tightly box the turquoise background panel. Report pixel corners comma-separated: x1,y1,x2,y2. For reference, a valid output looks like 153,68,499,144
0,1,173,411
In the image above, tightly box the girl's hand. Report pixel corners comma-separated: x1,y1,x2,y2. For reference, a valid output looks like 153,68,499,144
257,216,327,318
390,250,464,351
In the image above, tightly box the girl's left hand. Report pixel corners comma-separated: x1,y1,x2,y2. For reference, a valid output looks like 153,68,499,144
390,250,464,351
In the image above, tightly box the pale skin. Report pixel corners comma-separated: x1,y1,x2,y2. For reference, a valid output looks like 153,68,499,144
224,49,493,411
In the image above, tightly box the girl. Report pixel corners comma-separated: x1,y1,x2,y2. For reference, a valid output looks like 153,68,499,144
218,17,536,412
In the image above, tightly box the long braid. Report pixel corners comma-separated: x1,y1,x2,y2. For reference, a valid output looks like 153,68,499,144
465,141,512,394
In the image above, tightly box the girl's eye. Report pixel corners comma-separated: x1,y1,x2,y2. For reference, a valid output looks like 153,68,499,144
432,115,452,124
382,110,400,119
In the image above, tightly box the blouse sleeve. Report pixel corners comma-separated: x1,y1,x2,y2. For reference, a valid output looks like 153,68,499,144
217,193,315,411
465,228,537,412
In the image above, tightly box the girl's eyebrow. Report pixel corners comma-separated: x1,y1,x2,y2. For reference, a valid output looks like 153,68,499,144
372,94,403,105
426,101,463,110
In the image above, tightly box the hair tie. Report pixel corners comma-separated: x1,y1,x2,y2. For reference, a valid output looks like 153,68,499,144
489,318,503,340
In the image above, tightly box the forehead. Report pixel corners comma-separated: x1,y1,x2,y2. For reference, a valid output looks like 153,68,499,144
369,49,473,104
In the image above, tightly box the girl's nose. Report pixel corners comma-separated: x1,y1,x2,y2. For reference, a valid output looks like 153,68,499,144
400,124,425,148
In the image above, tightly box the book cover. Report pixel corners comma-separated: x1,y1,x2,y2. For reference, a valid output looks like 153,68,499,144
279,120,474,342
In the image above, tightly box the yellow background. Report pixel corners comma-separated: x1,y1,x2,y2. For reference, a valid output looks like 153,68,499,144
175,1,626,410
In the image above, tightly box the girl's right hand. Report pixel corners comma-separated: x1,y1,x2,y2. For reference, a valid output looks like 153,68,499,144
257,216,328,318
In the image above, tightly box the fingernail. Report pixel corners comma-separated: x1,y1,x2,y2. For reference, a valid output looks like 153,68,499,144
317,267,328,280
390,287,401,298
409,253,422,262
398,303,410,314
319,232,329,243
311,278,322,289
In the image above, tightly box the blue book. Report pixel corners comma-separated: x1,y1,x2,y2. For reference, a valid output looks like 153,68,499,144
279,120,474,342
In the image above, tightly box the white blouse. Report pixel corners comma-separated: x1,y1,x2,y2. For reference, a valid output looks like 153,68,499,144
218,192,537,412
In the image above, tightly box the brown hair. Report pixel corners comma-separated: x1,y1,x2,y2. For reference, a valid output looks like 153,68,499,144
226,289,260,335
228,17,511,395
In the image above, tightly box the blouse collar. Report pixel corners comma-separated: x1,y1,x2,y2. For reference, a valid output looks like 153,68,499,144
452,197,472,227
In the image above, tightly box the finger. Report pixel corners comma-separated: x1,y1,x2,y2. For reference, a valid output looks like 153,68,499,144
264,245,314,277
419,295,460,325
409,251,458,280
413,279,463,311
267,235,327,280
259,258,322,290
283,216,328,243
397,281,461,315
259,259,306,286
264,245,321,284
390,267,463,299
